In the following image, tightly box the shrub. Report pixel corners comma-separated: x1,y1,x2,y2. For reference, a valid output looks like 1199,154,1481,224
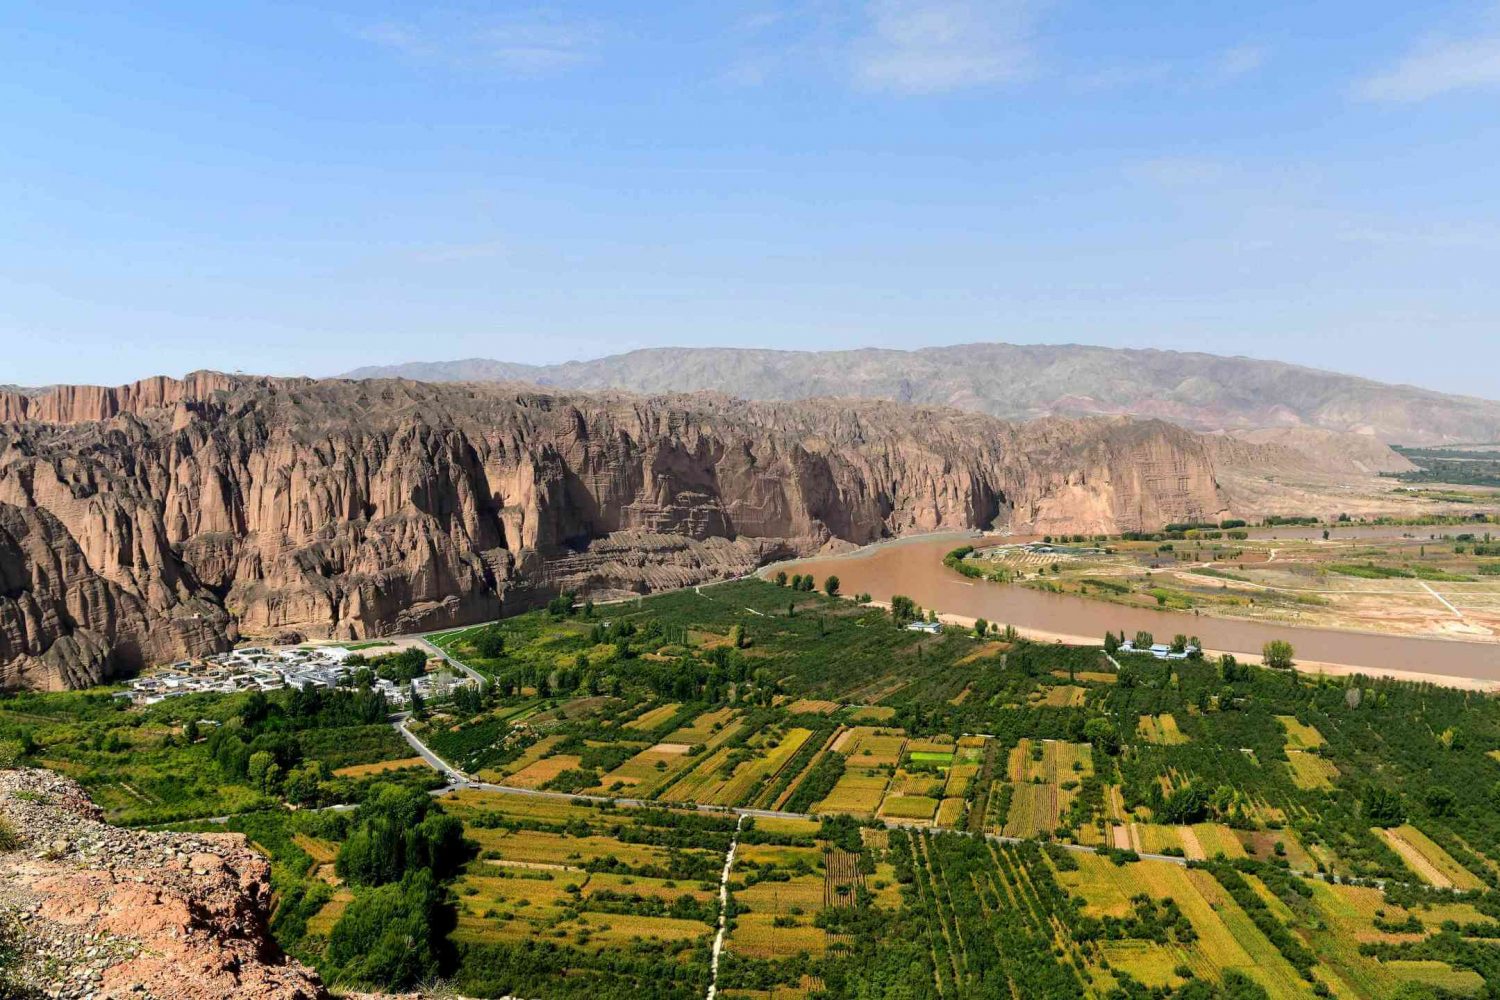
1262,640,1295,670
0,740,25,768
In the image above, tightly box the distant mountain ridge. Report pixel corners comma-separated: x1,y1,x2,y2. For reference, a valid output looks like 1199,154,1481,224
343,343,1500,445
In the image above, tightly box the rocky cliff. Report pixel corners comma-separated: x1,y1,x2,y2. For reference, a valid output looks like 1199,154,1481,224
0,767,328,999
0,374,1232,690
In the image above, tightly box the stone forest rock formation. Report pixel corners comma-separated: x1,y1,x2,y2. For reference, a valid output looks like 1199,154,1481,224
0,373,1238,690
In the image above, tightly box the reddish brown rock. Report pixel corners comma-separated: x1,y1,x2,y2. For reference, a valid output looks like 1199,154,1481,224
0,767,328,999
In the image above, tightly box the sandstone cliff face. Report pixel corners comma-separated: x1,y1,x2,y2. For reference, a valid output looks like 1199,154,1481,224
0,374,1230,690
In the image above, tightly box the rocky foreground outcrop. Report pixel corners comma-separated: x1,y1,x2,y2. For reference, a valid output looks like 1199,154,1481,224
0,373,1237,689
0,767,328,1000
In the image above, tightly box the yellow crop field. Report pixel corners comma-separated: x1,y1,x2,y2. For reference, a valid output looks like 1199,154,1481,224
1298,879,1488,997
1009,738,1093,783
1135,823,1183,855
1236,828,1313,869
460,872,578,911
1054,740,1094,777
471,828,666,869
661,746,736,802
595,743,693,792
489,734,564,778
708,727,814,806
1040,685,1087,707
748,814,821,838
720,987,813,1000
1058,853,1139,918
505,753,582,789
584,871,716,903
292,833,339,865
570,914,711,951
1059,855,1318,996
1378,825,1486,890
786,698,840,715
1002,782,1061,837
625,703,682,731
1137,714,1188,745
935,797,966,827
1053,669,1116,684
331,756,428,778
906,736,955,753
444,789,600,824
1007,742,1037,781
868,860,905,909
730,913,827,959
738,843,824,868
880,794,939,821
888,771,944,798
944,762,978,798
816,771,889,815
1277,715,1326,749
737,874,825,912
1100,941,1183,988
451,878,566,945
305,889,353,937
1286,750,1339,790
842,728,905,768
1186,823,1246,861
848,705,896,723
1386,961,1485,994
668,706,739,744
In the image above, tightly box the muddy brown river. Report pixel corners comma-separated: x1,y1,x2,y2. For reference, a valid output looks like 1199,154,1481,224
774,533,1500,684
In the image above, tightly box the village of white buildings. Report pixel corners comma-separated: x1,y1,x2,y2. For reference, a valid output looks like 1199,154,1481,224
122,642,479,707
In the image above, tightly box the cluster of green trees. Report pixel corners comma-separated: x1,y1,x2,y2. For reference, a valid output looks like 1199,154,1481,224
472,624,506,658
206,687,391,804
335,783,467,885
344,646,428,682
321,783,470,987
547,591,591,617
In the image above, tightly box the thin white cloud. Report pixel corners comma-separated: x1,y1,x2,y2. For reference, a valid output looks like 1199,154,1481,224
1073,44,1264,93
1212,44,1265,82
851,0,1039,94
1358,29,1500,101
357,10,600,76
357,22,433,59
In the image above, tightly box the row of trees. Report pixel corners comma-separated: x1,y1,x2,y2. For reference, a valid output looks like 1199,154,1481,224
773,571,839,595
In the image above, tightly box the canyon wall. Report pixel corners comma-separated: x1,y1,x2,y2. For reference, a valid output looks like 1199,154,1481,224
0,374,1230,689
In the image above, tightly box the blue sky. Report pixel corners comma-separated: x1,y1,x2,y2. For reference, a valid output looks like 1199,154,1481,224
2,2,1498,395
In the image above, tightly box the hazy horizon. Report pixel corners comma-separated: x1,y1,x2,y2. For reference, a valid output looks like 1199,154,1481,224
10,337,1500,407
